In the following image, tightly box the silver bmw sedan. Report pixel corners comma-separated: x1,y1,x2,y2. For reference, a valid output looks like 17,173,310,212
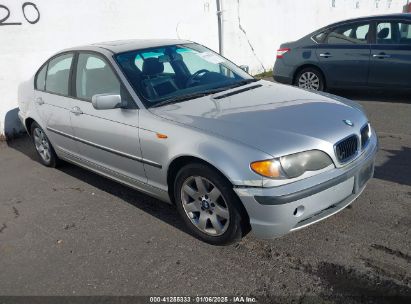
18,40,378,245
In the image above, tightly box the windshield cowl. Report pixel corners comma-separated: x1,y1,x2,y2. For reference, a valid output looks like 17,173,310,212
150,79,259,108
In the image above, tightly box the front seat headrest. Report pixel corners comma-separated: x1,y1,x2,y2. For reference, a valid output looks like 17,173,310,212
142,57,164,75
378,28,390,39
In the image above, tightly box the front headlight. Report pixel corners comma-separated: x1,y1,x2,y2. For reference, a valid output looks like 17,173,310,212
251,150,333,179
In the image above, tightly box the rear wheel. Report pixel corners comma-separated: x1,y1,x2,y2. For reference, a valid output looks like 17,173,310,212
174,163,246,245
295,67,325,91
31,122,59,167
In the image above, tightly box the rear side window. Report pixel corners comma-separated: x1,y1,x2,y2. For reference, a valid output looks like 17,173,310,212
35,64,47,90
326,22,370,44
377,21,411,45
45,53,73,95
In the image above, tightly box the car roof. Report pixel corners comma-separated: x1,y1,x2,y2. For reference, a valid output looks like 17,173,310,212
65,39,193,54
326,13,411,29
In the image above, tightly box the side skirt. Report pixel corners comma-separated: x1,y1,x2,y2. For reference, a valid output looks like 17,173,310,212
55,147,172,204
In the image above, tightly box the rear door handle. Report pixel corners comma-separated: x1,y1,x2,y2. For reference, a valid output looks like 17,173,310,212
70,106,83,115
35,97,44,105
373,53,391,59
319,52,332,58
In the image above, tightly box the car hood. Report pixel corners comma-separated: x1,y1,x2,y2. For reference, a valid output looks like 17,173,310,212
149,80,367,158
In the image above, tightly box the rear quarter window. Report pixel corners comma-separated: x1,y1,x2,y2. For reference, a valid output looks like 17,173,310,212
35,64,47,90
312,31,327,43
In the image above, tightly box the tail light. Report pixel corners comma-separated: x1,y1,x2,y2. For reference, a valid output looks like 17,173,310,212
277,48,291,59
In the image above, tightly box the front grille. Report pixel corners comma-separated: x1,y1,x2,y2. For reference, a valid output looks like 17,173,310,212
361,124,370,149
335,135,358,163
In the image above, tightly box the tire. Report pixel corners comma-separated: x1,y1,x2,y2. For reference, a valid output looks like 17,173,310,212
295,67,325,91
31,122,59,167
174,163,247,245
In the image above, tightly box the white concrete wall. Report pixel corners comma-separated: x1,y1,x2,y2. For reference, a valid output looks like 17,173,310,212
0,0,218,137
0,0,408,137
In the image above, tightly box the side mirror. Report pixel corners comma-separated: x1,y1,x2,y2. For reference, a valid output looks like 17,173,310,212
239,65,250,73
91,94,123,110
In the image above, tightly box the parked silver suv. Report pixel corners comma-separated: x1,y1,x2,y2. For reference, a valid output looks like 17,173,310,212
18,40,378,245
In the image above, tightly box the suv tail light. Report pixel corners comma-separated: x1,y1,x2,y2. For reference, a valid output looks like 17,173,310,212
277,48,290,59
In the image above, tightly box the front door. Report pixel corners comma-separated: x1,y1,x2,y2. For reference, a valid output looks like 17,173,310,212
368,20,411,88
316,21,371,88
69,52,147,185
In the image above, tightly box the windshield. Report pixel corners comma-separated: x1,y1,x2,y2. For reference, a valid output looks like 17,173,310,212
115,43,254,108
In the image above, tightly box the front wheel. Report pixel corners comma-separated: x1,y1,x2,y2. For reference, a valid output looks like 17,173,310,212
174,163,247,245
295,67,325,91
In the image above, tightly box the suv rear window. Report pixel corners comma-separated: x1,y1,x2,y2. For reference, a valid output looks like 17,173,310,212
326,22,370,44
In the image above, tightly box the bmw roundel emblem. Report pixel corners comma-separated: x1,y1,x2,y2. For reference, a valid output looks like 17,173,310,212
343,119,354,127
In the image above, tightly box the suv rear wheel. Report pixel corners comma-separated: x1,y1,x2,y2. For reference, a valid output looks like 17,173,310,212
295,67,325,91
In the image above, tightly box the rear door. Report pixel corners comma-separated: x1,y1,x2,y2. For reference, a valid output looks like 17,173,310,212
368,19,411,88
69,52,147,185
34,52,78,155
316,21,371,88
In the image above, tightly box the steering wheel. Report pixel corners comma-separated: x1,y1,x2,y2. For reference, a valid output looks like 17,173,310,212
186,69,210,87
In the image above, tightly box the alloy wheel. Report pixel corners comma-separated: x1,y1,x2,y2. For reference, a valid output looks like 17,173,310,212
180,176,230,236
298,71,320,90
33,127,51,163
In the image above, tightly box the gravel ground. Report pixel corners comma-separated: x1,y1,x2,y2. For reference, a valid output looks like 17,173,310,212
0,89,410,303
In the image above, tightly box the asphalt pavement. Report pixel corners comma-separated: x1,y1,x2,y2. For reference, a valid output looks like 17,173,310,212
0,89,410,303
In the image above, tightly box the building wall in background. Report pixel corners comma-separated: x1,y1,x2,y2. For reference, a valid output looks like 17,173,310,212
0,0,217,137
0,0,408,137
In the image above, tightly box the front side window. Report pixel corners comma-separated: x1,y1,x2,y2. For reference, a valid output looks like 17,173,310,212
377,21,411,44
35,64,47,90
75,53,121,101
45,53,73,95
115,43,253,108
326,23,370,45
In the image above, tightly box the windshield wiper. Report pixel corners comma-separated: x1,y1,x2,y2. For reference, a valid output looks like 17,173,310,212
150,79,258,108
150,89,224,108
222,78,258,90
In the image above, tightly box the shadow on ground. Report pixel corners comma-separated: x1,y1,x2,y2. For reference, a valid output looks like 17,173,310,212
3,107,25,139
6,136,191,238
374,147,411,187
329,89,411,104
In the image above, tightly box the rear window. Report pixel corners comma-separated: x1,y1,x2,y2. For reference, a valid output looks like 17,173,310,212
326,22,370,44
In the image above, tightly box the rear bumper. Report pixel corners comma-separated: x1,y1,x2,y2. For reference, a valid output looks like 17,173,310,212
17,110,28,132
273,59,294,85
235,133,378,239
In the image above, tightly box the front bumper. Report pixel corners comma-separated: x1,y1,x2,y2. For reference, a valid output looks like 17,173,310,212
235,134,378,239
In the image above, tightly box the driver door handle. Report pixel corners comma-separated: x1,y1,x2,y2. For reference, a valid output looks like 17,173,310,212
71,106,83,115
373,53,391,59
